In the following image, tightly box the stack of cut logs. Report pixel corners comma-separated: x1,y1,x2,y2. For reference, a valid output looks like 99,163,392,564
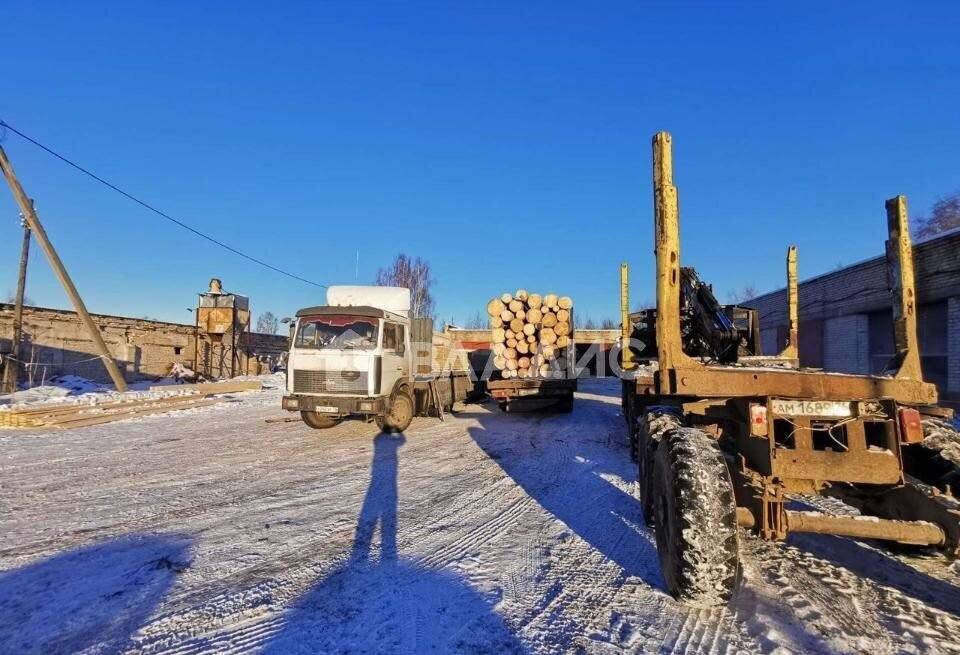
487,290,573,379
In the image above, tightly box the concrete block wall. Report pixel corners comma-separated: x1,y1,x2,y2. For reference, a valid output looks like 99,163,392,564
949,296,960,399
822,314,869,374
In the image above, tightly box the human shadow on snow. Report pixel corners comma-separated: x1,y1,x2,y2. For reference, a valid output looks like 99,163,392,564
0,533,192,655
261,431,527,654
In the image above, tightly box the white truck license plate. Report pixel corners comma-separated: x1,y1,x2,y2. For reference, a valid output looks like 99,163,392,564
771,399,852,417
315,406,339,414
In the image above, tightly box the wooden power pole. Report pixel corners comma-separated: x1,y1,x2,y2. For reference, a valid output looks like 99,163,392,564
1,208,31,393
0,145,128,391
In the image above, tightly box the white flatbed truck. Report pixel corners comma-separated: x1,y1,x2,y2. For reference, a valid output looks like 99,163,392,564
282,286,471,431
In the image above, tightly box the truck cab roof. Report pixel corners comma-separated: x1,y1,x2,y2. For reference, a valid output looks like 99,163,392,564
294,305,408,322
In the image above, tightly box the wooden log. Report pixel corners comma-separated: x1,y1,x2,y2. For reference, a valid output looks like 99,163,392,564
541,312,557,328
538,364,550,377
526,334,537,343
556,334,570,348
490,316,503,329
501,292,513,304
526,308,542,324
558,296,573,310
493,355,507,369
509,318,524,333
487,298,505,316
555,321,571,337
515,289,528,301
557,309,570,323
492,328,506,343
541,327,557,345
516,341,529,354
505,358,519,371
544,293,558,308
506,337,518,348
505,329,515,339
542,344,556,359
505,347,518,360
518,356,531,369
527,293,542,309
508,299,524,313
149,380,262,394
522,323,536,336
500,309,514,322
493,343,506,355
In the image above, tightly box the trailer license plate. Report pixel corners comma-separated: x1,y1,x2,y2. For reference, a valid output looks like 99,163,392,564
315,406,339,414
771,399,852,418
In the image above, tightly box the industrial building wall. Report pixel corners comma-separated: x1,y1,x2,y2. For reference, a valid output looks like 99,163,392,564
0,304,290,385
748,230,960,405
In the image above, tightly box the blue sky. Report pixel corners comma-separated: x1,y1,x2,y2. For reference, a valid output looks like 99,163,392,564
2,1,959,328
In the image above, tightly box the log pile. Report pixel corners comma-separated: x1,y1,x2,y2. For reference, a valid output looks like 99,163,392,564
487,290,574,379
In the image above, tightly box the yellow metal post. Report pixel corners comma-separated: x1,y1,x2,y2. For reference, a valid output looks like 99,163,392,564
885,195,923,381
779,245,799,359
652,132,694,389
620,263,634,370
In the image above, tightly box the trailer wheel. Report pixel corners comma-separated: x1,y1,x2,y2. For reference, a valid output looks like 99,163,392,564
652,427,741,606
904,418,960,493
637,407,683,525
301,411,338,430
377,388,414,433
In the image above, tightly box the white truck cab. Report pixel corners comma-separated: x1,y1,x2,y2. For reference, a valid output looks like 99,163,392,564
283,286,417,431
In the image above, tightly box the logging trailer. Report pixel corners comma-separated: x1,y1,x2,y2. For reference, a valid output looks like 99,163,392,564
621,132,960,607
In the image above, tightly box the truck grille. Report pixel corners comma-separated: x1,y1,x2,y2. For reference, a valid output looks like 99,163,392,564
294,369,368,394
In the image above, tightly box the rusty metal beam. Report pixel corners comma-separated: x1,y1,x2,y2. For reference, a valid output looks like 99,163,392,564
885,195,923,381
652,132,696,393
785,510,944,546
779,245,798,359
620,263,634,370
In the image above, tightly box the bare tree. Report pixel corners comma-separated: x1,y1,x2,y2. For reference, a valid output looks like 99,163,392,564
376,254,435,319
257,311,279,335
464,311,486,329
600,317,617,330
633,299,655,312
583,318,597,330
727,285,758,304
914,192,960,239
5,291,34,305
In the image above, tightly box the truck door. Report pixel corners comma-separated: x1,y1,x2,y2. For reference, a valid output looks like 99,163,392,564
380,322,408,396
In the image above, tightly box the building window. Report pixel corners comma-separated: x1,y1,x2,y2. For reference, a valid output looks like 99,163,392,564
174,347,182,355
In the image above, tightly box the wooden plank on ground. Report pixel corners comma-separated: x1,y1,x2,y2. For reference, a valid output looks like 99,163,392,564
45,397,224,429
148,381,263,394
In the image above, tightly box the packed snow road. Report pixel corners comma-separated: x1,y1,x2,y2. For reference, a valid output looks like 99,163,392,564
1,377,959,654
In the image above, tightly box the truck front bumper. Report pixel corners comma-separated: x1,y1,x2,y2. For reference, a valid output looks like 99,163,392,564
282,394,385,417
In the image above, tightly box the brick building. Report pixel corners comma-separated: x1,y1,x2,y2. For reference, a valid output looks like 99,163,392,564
0,304,289,385
747,229,960,407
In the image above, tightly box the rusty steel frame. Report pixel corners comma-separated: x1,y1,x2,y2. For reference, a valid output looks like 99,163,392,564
627,131,955,551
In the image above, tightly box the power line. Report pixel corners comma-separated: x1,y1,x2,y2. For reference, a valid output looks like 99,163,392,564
0,119,327,289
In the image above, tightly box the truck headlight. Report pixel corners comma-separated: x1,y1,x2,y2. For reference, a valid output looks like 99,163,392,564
359,401,374,411
283,397,299,409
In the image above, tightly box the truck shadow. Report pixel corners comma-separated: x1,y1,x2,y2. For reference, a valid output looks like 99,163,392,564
260,432,527,654
465,387,666,591
0,533,192,655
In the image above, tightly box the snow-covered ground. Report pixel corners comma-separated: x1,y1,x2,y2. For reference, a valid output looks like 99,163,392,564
1,378,958,654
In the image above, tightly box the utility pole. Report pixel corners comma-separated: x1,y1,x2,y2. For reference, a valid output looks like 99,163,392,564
2,206,31,393
0,145,128,391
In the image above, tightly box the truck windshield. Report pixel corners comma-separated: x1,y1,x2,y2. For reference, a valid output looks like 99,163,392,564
295,316,378,350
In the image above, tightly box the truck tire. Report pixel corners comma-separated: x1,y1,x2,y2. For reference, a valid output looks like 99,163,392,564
903,418,960,493
556,394,574,413
301,411,338,430
377,388,414,433
652,427,740,606
637,407,683,525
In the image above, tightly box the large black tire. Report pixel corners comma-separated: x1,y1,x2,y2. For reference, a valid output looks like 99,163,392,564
652,427,741,606
377,388,414,433
903,418,960,492
301,411,338,430
637,407,684,525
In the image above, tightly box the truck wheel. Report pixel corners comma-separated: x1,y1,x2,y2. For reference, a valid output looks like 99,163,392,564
301,411,338,430
904,418,960,493
637,407,683,525
558,394,574,413
652,427,740,606
377,388,413,433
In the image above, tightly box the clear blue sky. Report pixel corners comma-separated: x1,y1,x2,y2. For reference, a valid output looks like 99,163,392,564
2,1,959,328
